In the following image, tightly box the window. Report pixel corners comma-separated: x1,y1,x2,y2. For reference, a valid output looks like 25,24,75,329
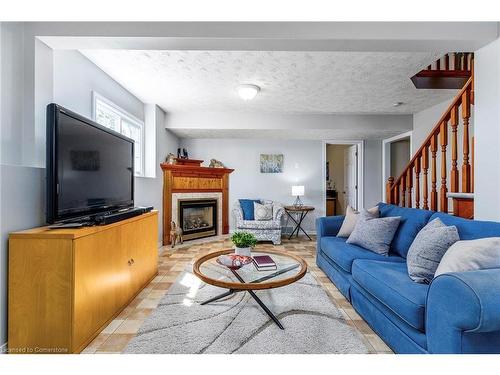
92,92,145,176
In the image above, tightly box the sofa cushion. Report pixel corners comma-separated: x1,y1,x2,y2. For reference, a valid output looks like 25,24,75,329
238,199,261,220
430,212,500,240
320,236,404,273
352,260,429,332
378,203,435,258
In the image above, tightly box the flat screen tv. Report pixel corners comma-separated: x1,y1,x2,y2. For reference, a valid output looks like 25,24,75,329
46,103,134,224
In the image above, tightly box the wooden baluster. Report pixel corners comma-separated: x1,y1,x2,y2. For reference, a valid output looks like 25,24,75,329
430,134,438,211
394,182,400,206
415,157,421,209
462,89,472,192
445,54,450,70
422,145,429,210
472,136,475,192
406,166,413,208
401,174,406,207
440,120,449,212
450,105,459,192
386,177,394,204
436,58,441,71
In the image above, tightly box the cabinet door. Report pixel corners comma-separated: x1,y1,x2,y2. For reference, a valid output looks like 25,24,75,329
73,227,130,352
123,213,158,294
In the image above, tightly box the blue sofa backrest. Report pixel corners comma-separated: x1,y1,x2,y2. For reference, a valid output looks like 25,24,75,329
430,212,500,240
378,203,435,258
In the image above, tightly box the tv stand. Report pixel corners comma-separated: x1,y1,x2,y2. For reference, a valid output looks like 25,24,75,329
8,210,158,353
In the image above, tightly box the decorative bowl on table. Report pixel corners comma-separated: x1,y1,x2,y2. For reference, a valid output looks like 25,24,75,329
216,254,253,270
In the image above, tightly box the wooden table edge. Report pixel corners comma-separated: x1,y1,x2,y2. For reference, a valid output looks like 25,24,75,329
192,248,307,290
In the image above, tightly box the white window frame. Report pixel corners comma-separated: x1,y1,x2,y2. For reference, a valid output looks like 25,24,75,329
92,91,145,177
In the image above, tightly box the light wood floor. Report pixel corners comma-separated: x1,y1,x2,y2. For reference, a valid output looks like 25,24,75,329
82,235,393,354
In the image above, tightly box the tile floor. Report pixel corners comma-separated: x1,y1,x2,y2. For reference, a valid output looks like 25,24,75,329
82,236,393,354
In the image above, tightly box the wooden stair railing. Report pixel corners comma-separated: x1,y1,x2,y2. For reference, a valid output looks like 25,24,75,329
412,52,474,89
386,75,474,215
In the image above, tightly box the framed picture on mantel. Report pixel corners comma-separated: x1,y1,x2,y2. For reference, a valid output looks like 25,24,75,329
260,154,283,173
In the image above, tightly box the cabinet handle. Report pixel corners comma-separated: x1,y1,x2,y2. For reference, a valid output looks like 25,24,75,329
128,260,132,266
131,258,135,264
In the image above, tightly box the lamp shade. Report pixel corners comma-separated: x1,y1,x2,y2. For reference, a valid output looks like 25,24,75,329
292,185,305,197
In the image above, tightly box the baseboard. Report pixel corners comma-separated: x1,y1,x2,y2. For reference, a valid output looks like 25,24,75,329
0,341,7,354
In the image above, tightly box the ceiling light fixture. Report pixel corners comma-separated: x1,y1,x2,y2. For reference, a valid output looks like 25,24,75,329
392,102,405,107
237,84,260,101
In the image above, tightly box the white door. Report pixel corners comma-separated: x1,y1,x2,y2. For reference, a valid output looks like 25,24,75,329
344,145,358,210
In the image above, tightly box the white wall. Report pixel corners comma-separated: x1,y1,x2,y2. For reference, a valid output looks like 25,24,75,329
475,35,500,220
390,139,410,177
180,138,384,231
135,106,179,244
180,138,324,232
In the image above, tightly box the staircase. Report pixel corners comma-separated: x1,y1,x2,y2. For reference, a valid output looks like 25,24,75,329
386,54,474,218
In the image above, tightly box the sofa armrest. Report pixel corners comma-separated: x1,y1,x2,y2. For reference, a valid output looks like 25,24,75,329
273,205,285,221
316,215,345,238
232,206,244,225
426,269,500,353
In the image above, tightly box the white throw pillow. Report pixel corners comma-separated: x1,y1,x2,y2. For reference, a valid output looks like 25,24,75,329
254,202,273,221
337,205,379,237
434,237,500,278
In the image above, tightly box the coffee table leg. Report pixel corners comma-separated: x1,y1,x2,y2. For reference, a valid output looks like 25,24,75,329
200,289,235,305
230,269,285,330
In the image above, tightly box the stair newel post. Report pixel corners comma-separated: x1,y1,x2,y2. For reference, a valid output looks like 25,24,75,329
415,157,421,209
422,144,429,210
462,89,472,193
406,166,413,208
386,177,394,204
401,173,406,208
430,134,438,211
450,105,459,192
440,120,449,212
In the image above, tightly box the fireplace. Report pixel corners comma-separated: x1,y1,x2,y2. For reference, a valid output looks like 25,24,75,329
178,199,217,241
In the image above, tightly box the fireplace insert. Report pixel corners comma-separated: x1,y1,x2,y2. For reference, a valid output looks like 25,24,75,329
178,199,217,241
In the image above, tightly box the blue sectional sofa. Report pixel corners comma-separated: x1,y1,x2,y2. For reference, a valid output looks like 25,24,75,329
316,203,500,354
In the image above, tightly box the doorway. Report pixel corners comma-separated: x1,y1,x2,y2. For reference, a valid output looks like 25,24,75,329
382,131,413,202
323,141,364,217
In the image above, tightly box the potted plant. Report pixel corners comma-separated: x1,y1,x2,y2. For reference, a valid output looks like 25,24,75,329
231,231,257,257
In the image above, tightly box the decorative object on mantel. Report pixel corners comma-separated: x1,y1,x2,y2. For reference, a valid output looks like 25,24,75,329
231,231,257,257
177,148,189,159
160,160,234,245
260,154,283,173
208,158,226,168
291,185,305,207
169,221,183,248
165,153,176,164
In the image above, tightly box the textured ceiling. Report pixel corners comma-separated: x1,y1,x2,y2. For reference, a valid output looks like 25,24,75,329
81,50,457,114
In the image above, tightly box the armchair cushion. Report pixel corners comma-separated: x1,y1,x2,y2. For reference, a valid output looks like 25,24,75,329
238,199,261,220
238,219,281,230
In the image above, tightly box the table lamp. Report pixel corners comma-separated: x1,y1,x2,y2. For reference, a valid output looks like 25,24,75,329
292,185,305,207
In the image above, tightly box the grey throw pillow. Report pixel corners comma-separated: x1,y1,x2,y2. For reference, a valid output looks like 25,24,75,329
435,237,500,277
406,218,460,284
337,205,379,237
346,210,401,256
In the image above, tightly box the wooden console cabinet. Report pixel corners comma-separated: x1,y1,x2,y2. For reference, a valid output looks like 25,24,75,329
8,211,158,354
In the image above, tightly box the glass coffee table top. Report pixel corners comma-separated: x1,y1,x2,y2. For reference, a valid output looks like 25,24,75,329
192,248,308,330
193,249,307,291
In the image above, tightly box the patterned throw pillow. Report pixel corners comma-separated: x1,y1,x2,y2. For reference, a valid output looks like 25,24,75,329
254,202,273,221
346,210,401,256
407,218,460,284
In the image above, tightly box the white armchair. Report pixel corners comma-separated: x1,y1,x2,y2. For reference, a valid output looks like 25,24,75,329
232,200,284,245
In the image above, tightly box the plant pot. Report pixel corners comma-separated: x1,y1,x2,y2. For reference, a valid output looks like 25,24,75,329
234,246,252,257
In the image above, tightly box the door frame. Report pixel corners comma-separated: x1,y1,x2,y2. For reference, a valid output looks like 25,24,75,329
322,140,364,215
381,131,413,202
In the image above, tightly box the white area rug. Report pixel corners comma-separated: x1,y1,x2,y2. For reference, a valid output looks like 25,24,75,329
124,266,370,354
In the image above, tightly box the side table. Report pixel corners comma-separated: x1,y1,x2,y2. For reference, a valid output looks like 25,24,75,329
283,205,315,240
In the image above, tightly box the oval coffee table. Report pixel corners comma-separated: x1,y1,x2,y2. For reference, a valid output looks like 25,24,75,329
193,249,307,329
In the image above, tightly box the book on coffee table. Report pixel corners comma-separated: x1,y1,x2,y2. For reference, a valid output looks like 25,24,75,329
252,255,277,271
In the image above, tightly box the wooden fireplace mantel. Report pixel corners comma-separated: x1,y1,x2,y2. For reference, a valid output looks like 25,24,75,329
160,161,234,245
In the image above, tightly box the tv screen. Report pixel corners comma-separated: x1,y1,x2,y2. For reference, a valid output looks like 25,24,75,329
46,104,134,223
